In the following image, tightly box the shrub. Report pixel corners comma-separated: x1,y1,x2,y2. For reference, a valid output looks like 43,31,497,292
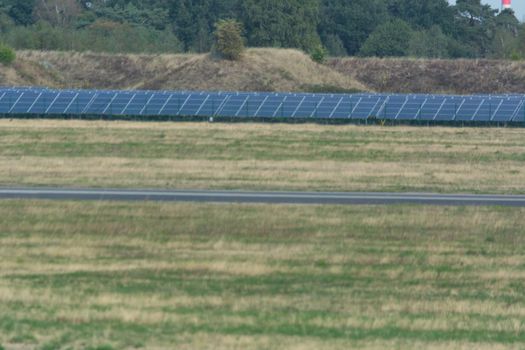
359,19,413,57
510,50,523,61
213,19,244,60
0,43,15,65
310,45,327,63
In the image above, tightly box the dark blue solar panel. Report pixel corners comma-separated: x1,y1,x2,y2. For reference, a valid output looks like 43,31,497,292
417,98,439,120
1,87,524,123
331,98,353,119
85,92,115,114
141,93,170,115
160,93,190,115
107,93,133,115
495,99,521,122
511,102,525,122
0,91,21,113
352,96,381,119
258,95,282,117
12,91,40,113
68,92,92,114
26,91,58,113
316,96,341,118
46,92,76,114
382,96,405,119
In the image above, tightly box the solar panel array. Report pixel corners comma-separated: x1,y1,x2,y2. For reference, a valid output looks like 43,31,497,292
1,87,524,122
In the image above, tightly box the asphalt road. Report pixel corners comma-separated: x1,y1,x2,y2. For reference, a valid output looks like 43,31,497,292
1,187,525,206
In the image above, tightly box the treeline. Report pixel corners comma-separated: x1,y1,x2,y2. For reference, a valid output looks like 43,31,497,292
0,0,524,59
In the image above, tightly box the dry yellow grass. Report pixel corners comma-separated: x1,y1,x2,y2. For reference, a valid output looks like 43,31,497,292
4,49,525,94
0,119,524,193
6,49,365,92
328,57,525,94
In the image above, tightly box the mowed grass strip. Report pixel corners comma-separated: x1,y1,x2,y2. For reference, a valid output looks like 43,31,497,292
0,120,524,193
0,201,525,349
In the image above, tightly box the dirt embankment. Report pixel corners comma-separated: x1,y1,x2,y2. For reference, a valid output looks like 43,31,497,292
328,57,525,94
1,49,524,94
0,48,365,92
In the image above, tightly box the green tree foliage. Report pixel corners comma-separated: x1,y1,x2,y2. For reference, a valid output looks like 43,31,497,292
213,19,244,60
170,0,237,52
7,1,35,26
511,25,525,60
408,26,449,58
4,20,182,53
322,34,346,57
452,0,499,56
239,0,321,52
491,10,520,58
32,0,81,26
319,0,388,56
94,3,170,30
310,44,327,63
0,12,15,33
387,0,454,32
0,42,15,65
359,19,413,57
0,0,522,58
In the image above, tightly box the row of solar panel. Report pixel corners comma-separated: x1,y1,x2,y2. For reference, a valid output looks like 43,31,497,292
0,88,524,122
6,86,524,99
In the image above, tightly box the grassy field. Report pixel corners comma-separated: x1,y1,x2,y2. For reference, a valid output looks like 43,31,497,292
0,200,524,349
0,120,524,194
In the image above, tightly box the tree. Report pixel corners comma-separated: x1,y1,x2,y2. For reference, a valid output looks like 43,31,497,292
0,42,16,65
310,44,327,63
452,0,498,57
8,1,36,26
94,3,170,30
0,12,15,33
213,19,244,60
408,26,449,58
359,19,413,57
32,0,81,26
319,0,388,55
387,0,454,32
322,34,346,57
169,0,237,52
0,0,520,58
239,0,321,52
490,9,520,58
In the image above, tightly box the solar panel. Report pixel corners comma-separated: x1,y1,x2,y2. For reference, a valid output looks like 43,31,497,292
0,87,524,123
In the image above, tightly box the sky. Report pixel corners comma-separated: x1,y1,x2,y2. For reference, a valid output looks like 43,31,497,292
449,0,525,21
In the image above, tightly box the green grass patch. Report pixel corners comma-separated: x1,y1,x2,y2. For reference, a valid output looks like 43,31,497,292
0,201,524,348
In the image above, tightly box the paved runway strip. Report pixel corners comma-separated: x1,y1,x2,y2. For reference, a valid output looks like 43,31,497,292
1,188,525,206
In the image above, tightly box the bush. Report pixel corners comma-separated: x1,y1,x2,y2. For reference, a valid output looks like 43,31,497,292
0,43,15,65
213,19,244,60
510,50,523,61
310,45,327,63
359,19,413,57
3,20,183,54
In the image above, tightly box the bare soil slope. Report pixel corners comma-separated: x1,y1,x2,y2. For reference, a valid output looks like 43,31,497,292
1,49,365,92
329,57,525,94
